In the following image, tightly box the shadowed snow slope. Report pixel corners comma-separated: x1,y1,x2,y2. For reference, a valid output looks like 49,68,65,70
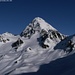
0,17,75,75
20,53,75,75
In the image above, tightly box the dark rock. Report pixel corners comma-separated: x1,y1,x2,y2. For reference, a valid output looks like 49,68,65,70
12,38,23,49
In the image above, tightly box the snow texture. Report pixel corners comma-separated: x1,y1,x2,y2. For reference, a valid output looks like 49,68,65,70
0,17,75,75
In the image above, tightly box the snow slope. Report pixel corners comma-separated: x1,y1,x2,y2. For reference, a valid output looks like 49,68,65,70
0,17,75,75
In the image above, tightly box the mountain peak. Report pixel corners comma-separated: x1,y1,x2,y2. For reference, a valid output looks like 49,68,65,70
32,17,45,22
32,17,57,31
21,17,57,38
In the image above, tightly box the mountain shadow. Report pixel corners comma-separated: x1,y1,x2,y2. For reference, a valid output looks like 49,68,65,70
54,34,75,53
19,53,75,75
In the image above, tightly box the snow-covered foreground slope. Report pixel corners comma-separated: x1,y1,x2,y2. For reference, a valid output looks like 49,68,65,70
21,52,75,75
0,17,75,75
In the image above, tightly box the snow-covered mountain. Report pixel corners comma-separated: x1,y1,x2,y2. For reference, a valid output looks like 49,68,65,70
0,17,75,75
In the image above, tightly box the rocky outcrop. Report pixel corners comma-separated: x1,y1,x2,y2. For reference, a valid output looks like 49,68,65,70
12,38,23,49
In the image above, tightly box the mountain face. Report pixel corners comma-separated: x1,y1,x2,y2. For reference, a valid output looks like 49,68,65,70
21,17,64,40
21,17,65,48
0,17,75,75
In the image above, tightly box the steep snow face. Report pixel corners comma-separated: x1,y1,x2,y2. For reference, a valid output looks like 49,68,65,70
20,17,65,47
32,17,57,31
21,17,57,38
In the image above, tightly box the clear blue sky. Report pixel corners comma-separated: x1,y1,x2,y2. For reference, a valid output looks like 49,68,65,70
0,0,75,35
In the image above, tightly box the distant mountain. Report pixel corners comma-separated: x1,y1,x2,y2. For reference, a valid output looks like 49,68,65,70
0,17,75,75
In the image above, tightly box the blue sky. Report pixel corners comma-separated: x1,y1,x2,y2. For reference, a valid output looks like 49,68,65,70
0,0,75,35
